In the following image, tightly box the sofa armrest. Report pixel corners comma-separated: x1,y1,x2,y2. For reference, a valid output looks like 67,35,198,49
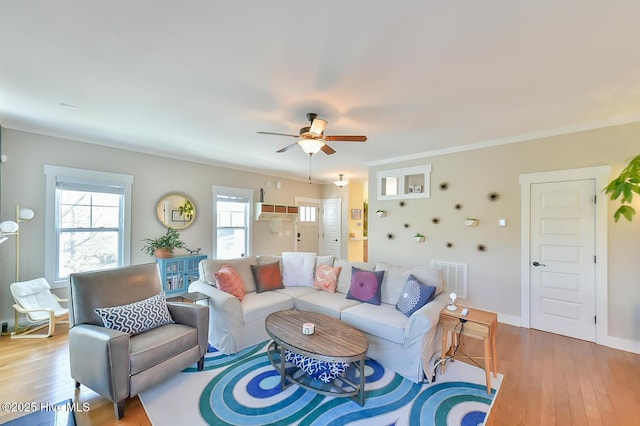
188,280,244,353
69,324,130,403
403,292,449,347
167,302,209,356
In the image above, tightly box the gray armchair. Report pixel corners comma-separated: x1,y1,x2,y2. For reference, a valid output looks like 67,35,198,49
69,263,208,419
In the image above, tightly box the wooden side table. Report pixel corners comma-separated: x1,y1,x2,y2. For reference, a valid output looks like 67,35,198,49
439,305,498,393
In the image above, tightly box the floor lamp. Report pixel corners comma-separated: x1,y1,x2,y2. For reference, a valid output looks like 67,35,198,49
0,204,36,334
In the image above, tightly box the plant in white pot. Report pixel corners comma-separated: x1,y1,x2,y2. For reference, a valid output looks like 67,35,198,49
605,154,640,222
141,228,186,258
376,209,387,218
414,232,425,242
465,217,479,227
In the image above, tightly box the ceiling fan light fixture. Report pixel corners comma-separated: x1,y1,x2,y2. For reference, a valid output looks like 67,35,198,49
298,139,324,155
333,174,349,187
309,118,327,136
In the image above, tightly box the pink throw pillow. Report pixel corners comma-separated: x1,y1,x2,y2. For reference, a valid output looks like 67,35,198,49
215,264,246,300
313,264,342,293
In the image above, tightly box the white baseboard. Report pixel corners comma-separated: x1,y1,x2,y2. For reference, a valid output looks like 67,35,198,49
601,335,640,355
496,312,521,327
496,313,640,355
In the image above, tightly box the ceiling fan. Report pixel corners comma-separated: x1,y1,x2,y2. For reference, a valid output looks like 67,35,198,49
257,113,367,155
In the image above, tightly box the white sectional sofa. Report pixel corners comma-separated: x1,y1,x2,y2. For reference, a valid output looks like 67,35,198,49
188,254,447,383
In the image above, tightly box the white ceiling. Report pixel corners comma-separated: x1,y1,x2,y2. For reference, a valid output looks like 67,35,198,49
1,1,639,183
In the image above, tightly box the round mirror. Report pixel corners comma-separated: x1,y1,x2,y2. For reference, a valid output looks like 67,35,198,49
156,193,196,230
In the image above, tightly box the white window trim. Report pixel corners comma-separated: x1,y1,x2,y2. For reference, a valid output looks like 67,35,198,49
44,165,133,288
212,185,254,258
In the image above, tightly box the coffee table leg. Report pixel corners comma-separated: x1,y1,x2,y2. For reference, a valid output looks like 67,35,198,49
280,345,286,390
358,356,366,406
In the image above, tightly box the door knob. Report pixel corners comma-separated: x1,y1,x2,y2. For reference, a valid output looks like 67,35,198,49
532,261,546,267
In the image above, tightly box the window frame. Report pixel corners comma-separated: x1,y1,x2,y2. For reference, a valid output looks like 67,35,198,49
44,165,133,288
212,185,253,259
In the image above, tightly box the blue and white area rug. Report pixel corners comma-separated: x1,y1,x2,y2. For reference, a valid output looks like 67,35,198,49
140,341,502,426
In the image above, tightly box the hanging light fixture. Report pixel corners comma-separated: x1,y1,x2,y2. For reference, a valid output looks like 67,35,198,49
333,174,349,187
297,139,324,155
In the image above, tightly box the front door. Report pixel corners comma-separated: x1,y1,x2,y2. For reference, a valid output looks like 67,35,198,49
530,179,596,341
296,202,319,253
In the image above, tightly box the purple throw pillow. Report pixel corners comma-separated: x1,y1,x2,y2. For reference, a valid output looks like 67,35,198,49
346,267,384,305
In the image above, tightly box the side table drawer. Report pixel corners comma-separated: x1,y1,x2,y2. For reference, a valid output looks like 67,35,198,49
440,314,490,338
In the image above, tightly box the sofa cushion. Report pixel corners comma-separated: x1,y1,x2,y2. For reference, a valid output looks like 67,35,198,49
313,264,342,293
215,264,247,300
275,287,318,300
295,291,360,319
346,267,384,305
315,255,336,268
396,274,437,317
129,323,197,375
375,262,444,304
200,257,258,293
241,291,294,324
94,292,174,336
341,303,408,344
250,262,284,293
282,252,316,287
334,260,375,294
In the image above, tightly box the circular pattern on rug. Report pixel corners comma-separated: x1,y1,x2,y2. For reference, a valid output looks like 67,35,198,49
199,355,399,425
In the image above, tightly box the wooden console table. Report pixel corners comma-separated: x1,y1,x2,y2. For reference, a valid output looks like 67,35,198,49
439,306,498,393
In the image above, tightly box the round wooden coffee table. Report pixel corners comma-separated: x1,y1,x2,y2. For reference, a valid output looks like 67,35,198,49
265,310,369,406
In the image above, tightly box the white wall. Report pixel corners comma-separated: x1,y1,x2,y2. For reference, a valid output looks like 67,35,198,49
0,128,329,325
368,121,640,351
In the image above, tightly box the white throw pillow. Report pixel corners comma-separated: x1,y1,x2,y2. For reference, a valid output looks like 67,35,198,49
282,252,316,287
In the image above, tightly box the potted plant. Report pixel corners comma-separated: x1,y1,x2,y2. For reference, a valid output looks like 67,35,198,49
465,217,479,227
414,232,425,242
141,228,186,258
605,154,640,222
376,209,387,218
178,199,194,221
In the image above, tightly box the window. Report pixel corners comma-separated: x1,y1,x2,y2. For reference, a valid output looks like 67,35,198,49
212,186,253,259
44,166,133,287
298,205,317,223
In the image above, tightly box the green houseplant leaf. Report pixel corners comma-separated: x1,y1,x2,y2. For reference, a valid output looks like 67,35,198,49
605,154,640,222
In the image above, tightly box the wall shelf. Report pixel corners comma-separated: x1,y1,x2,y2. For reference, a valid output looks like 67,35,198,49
376,164,432,200
255,203,299,221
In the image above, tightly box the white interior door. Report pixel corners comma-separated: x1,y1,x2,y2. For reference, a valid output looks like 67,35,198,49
322,198,341,257
530,179,596,341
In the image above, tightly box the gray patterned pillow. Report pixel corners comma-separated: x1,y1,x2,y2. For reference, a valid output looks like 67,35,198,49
94,293,174,336
396,274,437,317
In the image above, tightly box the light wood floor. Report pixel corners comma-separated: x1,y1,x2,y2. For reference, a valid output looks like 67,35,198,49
1,323,639,425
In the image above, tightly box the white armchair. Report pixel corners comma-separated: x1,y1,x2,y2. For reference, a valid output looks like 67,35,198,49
9,277,69,338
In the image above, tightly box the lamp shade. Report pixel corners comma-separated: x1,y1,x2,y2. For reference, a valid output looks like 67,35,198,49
298,139,324,155
333,174,349,187
309,118,327,136
0,220,19,233
18,208,35,221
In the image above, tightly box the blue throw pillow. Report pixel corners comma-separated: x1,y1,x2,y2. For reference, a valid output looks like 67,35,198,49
395,274,437,317
346,266,385,305
94,293,174,336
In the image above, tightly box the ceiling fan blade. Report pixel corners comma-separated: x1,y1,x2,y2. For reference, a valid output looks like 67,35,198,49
323,135,367,142
276,142,299,153
321,144,336,155
257,131,299,138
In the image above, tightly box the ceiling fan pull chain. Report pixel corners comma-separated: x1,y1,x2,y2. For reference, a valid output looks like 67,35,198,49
308,154,312,184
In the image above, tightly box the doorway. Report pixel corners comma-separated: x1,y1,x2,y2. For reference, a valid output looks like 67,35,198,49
520,166,609,343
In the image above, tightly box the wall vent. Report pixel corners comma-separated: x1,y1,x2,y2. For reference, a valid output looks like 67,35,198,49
431,260,468,299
